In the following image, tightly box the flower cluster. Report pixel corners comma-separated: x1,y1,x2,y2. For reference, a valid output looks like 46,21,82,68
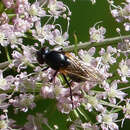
109,0,130,31
0,0,129,130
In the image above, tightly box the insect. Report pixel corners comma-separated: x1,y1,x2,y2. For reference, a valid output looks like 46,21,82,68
36,47,104,108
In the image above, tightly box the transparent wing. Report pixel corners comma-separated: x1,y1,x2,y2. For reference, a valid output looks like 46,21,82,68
62,53,104,83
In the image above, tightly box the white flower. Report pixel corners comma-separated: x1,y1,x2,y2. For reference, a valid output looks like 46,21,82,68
85,95,104,112
78,48,95,64
89,24,106,43
105,80,127,104
100,46,117,65
117,59,130,82
0,70,14,90
97,113,119,130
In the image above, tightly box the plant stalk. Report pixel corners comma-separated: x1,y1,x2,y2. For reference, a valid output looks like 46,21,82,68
63,35,130,52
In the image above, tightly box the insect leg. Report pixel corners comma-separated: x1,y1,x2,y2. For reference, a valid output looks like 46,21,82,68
49,71,58,82
42,66,49,71
62,73,74,109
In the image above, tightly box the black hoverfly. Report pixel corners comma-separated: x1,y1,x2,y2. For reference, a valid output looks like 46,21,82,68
36,47,104,108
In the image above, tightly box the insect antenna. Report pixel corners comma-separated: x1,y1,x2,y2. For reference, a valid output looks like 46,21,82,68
62,73,74,109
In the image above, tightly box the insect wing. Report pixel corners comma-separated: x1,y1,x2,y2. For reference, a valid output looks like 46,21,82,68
63,53,104,83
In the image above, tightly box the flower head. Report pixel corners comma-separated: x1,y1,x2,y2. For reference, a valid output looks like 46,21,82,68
104,80,127,104
97,112,119,130
89,23,106,43
0,70,14,91
117,59,130,82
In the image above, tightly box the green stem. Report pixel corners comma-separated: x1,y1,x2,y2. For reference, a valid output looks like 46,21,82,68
4,47,12,63
7,14,16,17
73,33,78,55
63,35,130,52
76,107,88,121
73,109,80,118
0,61,9,69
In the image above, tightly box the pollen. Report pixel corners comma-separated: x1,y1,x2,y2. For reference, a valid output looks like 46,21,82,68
88,96,98,106
108,88,117,98
103,114,112,123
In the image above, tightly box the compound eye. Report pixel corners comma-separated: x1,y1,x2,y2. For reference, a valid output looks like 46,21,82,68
36,51,44,64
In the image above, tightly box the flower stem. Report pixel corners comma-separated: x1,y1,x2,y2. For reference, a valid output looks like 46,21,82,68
0,61,9,69
4,47,12,63
63,35,130,52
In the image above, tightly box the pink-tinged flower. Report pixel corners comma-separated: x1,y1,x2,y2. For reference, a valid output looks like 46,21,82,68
85,95,105,112
81,122,99,130
48,0,67,18
28,2,46,18
110,1,130,30
41,85,55,99
52,29,69,46
0,70,14,91
89,23,106,43
41,75,67,99
14,72,36,92
103,80,127,104
78,47,95,64
0,31,8,47
47,78,82,113
70,120,99,130
11,45,36,72
42,77,72,113
97,112,119,130
0,24,13,47
99,46,117,65
57,97,72,114
117,39,130,54
0,114,9,129
34,67,56,83
126,0,130,3
2,0,14,8
0,119,8,129
111,9,119,18
15,0,30,15
24,114,48,130
124,22,130,31
0,23,23,48
117,59,130,82
9,94,36,112
0,12,9,25
0,114,17,129
32,21,54,44
11,50,24,72
22,45,37,63
13,17,33,33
